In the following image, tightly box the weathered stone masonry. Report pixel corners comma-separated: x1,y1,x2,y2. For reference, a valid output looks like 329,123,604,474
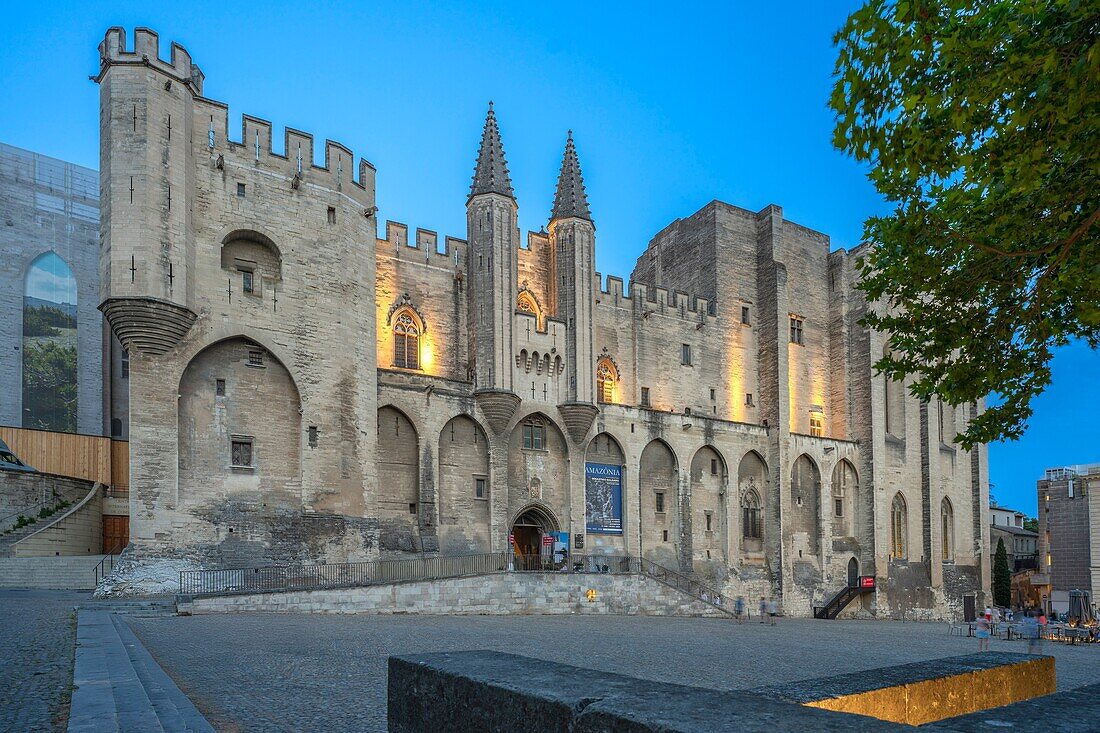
98,27,989,617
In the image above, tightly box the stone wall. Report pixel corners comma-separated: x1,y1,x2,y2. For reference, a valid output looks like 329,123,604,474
184,571,728,617
0,468,95,533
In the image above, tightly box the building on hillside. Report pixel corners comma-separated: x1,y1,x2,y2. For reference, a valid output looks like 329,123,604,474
1035,463,1100,615
95,27,990,617
989,503,1038,572
0,142,129,439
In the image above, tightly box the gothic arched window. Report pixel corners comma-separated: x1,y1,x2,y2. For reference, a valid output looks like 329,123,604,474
941,497,955,561
393,310,420,369
517,291,541,329
742,490,762,540
596,358,617,404
891,493,908,559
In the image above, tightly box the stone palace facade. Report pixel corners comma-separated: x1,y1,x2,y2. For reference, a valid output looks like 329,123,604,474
97,27,990,616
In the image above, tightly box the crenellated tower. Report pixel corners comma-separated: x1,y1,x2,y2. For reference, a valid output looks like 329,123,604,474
95,27,200,353
549,133,598,438
466,104,522,432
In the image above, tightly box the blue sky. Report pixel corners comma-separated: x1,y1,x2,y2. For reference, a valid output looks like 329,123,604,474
25,252,78,305
1,1,1093,513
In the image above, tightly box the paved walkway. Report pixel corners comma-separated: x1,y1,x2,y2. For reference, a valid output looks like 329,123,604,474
0,589,86,732
130,613,1100,733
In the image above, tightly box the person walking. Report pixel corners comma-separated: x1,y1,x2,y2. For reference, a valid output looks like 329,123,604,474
767,597,778,626
976,613,991,652
1023,611,1041,654
759,597,767,624
734,595,745,624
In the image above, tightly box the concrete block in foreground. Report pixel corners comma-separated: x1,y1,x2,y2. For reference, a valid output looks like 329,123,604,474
387,650,905,732
753,652,1055,726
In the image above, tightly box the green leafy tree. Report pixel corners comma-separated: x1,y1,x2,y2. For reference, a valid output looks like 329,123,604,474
1023,517,1038,533
993,537,1011,607
22,340,77,432
831,0,1100,448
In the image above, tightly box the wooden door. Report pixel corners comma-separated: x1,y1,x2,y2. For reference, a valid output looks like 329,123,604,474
102,515,129,553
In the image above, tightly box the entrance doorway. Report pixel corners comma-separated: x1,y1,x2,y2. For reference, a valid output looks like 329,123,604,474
847,557,859,587
510,505,559,571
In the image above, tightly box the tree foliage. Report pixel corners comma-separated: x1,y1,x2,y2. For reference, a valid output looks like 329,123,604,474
22,340,77,433
993,536,1012,607
832,0,1100,448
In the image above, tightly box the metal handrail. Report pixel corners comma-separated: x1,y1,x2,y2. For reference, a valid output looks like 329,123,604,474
571,554,735,616
93,541,124,587
180,551,513,598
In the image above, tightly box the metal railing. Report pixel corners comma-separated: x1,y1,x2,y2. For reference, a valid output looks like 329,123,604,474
570,554,736,616
178,550,736,616
93,541,124,587
180,552,512,597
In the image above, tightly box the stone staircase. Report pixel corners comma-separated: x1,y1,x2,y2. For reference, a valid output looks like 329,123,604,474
0,555,107,589
69,611,213,732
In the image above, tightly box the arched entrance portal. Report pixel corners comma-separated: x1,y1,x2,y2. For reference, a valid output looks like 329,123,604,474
847,557,859,587
510,504,560,571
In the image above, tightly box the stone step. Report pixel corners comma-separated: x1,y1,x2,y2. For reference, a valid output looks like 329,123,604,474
112,616,214,732
0,555,107,589
68,611,214,733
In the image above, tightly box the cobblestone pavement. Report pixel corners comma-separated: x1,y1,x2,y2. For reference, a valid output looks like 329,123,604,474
0,589,87,732
129,613,1099,733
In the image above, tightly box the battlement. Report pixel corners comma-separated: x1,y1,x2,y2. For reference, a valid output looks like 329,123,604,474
198,102,374,202
379,221,467,262
596,273,715,321
99,27,204,93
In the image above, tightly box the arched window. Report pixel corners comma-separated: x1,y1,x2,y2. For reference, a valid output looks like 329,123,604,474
891,493,907,559
393,310,420,369
742,490,762,540
941,497,955,561
596,358,617,404
23,252,78,432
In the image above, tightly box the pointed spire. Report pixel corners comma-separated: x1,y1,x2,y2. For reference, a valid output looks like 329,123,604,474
469,101,515,201
551,130,591,222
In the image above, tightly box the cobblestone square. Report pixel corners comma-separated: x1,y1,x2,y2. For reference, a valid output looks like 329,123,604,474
129,613,1098,733
0,590,85,733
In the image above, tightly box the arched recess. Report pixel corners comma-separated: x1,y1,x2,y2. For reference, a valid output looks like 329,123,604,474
437,415,490,553
584,433,626,548
22,251,78,432
890,492,908,560
790,454,822,557
221,229,282,298
377,406,420,549
831,459,858,537
507,412,569,531
640,439,678,564
177,338,301,507
941,496,955,561
690,446,727,564
738,451,767,554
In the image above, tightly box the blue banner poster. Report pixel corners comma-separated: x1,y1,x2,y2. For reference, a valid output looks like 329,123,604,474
585,463,623,534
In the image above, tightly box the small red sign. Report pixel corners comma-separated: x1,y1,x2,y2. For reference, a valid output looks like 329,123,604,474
543,535,553,546
860,576,876,589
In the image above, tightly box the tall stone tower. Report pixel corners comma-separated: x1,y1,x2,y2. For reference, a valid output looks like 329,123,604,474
549,133,599,439
466,104,521,432
96,27,200,351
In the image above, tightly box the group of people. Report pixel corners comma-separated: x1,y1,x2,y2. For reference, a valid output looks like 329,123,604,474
974,605,1045,653
730,596,780,624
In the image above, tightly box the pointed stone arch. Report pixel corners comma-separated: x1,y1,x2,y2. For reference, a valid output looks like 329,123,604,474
438,414,491,552
640,439,679,565
891,492,908,560
377,405,421,551
691,445,728,565
22,251,79,432
738,450,768,553
831,458,859,538
791,454,822,557
940,496,955,561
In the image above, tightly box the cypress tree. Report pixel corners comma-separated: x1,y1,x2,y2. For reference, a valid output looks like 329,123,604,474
993,537,1011,608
